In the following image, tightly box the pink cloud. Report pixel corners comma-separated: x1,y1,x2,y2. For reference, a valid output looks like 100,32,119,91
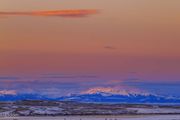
0,9,98,17
0,90,17,95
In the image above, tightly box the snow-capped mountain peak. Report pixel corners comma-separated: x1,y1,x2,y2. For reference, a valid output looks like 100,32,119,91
81,87,150,96
0,88,180,104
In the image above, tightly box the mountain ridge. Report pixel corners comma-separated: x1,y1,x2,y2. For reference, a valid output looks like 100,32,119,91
1,92,180,104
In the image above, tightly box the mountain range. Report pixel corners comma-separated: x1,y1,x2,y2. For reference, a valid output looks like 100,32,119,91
1,92,180,104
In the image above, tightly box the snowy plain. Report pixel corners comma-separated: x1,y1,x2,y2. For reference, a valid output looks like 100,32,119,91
1,115,180,120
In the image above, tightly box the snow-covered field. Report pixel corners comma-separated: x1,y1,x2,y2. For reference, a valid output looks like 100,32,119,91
0,115,180,120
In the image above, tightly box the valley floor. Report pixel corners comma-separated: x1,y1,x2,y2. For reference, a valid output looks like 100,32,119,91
0,115,180,120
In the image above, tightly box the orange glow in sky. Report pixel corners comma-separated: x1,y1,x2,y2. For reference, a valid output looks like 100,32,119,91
0,0,180,96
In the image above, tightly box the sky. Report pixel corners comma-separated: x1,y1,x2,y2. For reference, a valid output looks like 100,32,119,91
0,0,180,97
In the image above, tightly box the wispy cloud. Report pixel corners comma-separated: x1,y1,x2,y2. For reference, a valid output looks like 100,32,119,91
0,76,20,80
0,90,17,95
41,74,98,79
0,9,98,17
104,46,116,50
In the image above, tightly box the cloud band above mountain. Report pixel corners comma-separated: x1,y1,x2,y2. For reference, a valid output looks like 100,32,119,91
0,90,16,95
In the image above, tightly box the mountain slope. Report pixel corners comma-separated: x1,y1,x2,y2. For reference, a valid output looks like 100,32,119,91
0,94,49,101
0,92,180,103
58,92,180,103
